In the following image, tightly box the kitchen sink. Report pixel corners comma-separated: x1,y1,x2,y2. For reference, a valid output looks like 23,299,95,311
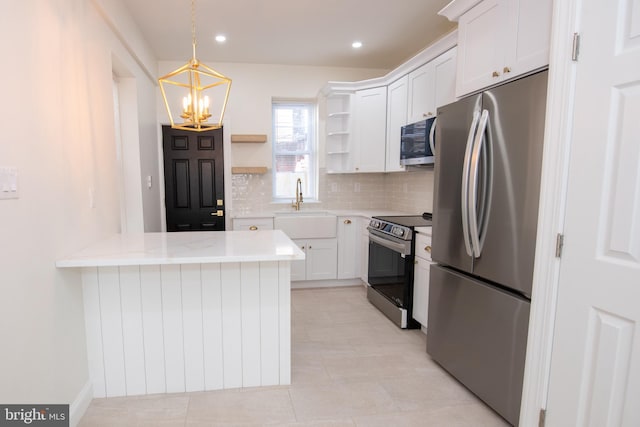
274,213,337,239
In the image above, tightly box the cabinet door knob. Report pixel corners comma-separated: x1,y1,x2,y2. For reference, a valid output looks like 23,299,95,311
492,71,500,78
503,66,511,73
249,226,258,231
423,112,434,118
308,245,312,249
425,245,432,253
344,219,352,224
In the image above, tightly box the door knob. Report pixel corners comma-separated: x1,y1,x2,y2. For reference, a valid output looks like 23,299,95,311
503,66,511,73
344,219,352,224
492,71,500,77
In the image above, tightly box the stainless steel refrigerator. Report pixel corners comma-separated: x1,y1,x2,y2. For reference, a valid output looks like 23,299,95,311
428,70,548,426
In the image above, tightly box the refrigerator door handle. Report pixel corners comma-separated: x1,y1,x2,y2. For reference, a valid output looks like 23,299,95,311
461,111,481,257
469,109,490,258
429,117,437,156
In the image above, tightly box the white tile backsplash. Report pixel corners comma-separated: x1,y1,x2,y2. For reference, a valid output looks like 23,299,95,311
231,167,435,216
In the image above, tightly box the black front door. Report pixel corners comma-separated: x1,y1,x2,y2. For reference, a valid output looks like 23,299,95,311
162,125,225,231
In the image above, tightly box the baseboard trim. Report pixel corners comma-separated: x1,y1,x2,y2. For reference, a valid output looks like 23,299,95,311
291,278,363,289
69,381,93,427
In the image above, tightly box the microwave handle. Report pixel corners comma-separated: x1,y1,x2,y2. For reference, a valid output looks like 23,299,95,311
429,117,437,156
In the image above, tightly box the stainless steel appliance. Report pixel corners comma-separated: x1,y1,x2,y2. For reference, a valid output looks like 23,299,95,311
400,118,436,166
428,70,548,426
367,214,431,328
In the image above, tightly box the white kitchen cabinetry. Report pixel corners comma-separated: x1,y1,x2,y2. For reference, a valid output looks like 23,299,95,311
407,47,458,124
232,217,274,231
407,62,434,123
337,217,361,279
360,217,371,284
413,228,433,327
432,47,458,111
291,238,338,281
325,93,353,173
353,86,387,173
385,76,408,173
453,0,552,97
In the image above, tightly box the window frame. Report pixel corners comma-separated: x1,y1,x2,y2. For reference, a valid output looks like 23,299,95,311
271,99,318,203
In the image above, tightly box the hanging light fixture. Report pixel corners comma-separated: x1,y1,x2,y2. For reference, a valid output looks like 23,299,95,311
158,0,231,132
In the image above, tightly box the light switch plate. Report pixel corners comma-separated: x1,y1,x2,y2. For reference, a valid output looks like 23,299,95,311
0,167,19,200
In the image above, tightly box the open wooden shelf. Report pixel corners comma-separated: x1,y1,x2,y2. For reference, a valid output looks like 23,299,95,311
231,167,268,174
231,134,267,143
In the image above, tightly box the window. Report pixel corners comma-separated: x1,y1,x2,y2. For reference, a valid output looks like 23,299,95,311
272,100,317,201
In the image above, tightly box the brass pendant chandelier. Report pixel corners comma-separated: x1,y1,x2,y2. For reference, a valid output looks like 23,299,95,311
158,0,231,132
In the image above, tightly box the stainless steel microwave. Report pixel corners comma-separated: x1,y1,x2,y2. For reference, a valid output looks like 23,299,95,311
400,117,436,166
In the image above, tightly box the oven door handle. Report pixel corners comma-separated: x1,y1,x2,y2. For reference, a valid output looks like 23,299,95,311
369,233,410,256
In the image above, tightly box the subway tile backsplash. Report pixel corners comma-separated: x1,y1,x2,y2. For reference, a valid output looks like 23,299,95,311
231,167,434,216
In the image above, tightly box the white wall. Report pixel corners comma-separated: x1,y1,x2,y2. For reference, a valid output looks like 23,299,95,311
95,0,162,232
0,0,158,411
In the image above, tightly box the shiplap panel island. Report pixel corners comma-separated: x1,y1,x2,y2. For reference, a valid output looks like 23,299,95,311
56,230,305,398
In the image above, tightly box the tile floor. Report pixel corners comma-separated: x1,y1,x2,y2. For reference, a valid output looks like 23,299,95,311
79,286,509,426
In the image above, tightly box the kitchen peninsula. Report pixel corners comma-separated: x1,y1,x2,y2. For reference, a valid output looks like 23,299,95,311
56,230,305,398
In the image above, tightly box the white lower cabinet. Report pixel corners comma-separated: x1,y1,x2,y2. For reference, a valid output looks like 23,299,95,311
291,238,338,281
232,217,274,231
337,217,361,279
360,218,371,284
413,229,433,327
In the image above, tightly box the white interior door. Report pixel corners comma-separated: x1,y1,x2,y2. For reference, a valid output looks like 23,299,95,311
546,0,640,425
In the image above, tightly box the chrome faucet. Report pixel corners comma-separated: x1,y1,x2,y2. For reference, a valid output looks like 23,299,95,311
292,178,303,211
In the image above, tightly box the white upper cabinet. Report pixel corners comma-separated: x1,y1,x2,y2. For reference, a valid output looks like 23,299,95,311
353,86,387,173
407,47,458,123
452,0,551,97
320,31,458,174
385,76,408,173
407,62,436,123
432,47,458,110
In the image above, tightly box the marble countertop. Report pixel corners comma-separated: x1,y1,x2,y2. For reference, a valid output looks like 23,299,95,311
415,226,433,234
231,209,413,219
56,230,305,268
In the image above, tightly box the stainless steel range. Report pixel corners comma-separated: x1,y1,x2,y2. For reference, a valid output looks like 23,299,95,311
367,214,432,328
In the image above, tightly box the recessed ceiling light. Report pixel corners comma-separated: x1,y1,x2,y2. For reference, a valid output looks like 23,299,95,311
352,41,363,49
215,34,227,43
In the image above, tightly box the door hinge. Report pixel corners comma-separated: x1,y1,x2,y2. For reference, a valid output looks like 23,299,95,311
555,233,564,258
539,408,546,427
572,33,580,61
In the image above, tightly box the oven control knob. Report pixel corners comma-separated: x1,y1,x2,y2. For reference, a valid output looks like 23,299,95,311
392,227,405,237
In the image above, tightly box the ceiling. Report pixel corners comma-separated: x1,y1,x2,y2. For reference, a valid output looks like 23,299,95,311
123,0,457,70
